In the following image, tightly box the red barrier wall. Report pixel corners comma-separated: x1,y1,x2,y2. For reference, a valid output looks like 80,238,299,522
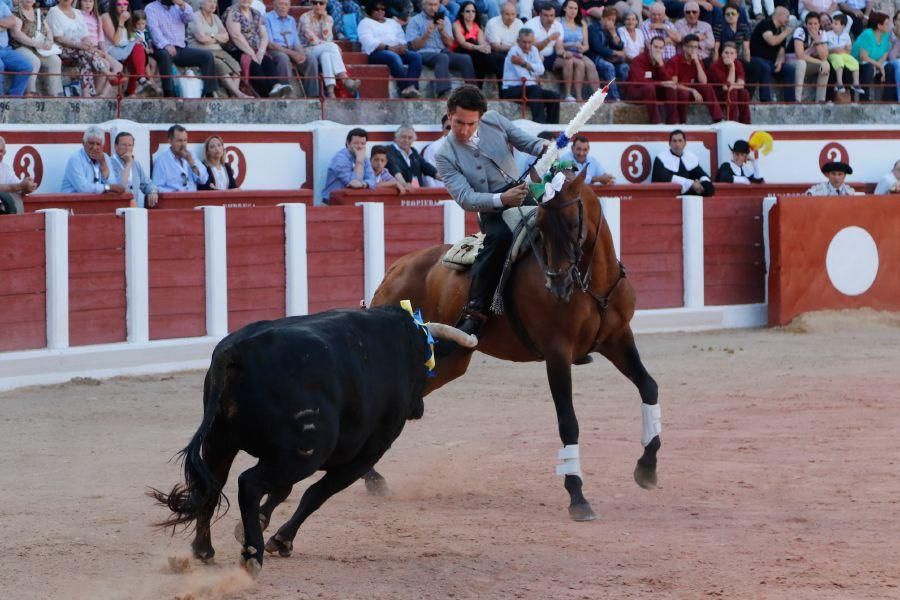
68,214,126,346
24,193,134,214
226,207,286,331
620,198,683,309
148,210,206,340
384,206,444,268
155,190,313,210
768,195,900,326
307,206,364,313
703,196,765,306
0,214,46,352
327,188,451,206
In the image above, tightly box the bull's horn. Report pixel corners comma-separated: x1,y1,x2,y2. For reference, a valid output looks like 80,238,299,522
425,323,478,349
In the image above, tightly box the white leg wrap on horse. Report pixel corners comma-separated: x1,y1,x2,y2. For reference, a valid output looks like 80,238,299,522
556,444,582,479
641,403,662,447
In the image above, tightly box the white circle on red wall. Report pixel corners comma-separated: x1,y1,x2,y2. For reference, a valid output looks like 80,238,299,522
825,226,879,296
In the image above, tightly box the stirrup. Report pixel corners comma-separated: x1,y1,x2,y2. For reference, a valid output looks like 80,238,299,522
456,307,488,337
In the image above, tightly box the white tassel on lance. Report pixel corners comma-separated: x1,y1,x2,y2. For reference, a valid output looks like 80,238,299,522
534,81,612,181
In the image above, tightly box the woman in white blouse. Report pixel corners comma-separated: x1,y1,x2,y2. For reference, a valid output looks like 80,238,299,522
46,0,117,96
198,136,239,191
617,11,646,61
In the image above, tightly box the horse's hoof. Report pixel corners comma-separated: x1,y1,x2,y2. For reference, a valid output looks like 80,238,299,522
265,534,293,557
364,475,389,497
634,462,658,490
240,556,262,578
568,502,597,522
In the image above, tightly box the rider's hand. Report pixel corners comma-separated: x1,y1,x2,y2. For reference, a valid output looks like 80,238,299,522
500,183,528,207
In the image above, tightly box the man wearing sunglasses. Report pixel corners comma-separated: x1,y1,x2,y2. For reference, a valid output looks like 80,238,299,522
265,0,320,97
674,1,714,63
358,0,423,98
151,124,208,192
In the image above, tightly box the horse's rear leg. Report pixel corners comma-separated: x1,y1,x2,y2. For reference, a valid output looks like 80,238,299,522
597,329,660,490
546,356,597,522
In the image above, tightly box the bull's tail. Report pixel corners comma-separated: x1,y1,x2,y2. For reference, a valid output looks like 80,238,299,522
148,363,233,531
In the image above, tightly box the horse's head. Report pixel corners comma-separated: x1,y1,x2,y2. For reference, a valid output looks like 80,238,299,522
535,166,588,302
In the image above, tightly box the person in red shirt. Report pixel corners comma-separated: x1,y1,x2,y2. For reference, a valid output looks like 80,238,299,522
623,36,673,125
663,34,723,124
708,42,751,124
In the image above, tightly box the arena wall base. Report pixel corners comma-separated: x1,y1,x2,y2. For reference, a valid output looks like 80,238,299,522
631,304,767,335
0,337,220,393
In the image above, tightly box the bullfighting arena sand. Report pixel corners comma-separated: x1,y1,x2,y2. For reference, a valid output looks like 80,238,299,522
2,309,899,600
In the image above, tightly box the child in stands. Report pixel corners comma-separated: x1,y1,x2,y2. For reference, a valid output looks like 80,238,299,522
823,14,864,97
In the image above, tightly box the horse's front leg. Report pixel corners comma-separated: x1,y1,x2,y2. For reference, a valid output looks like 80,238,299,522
546,356,597,521
597,328,661,489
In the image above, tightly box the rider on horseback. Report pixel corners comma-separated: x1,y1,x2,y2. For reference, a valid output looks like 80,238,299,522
433,85,550,336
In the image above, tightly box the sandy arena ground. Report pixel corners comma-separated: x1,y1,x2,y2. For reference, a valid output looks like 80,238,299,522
2,310,899,600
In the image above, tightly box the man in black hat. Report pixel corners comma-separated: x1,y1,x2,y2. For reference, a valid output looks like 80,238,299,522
806,161,856,196
715,140,764,184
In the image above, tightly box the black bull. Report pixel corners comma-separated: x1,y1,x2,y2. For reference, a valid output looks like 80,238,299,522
151,307,471,575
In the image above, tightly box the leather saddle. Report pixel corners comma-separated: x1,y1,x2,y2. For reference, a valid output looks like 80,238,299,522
441,206,538,271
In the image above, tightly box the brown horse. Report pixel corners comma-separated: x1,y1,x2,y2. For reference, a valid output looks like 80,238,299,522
368,167,661,521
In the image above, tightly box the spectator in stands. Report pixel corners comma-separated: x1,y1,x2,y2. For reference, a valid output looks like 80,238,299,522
623,35,671,123
79,0,126,89
144,0,219,97
889,12,900,101
799,0,839,20
785,11,830,103
500,27,561,124
322,127,376,203
715,139,763,183
854,12,893,100
0,136,37,214
752,0,775,19
406,0,476,97
386,125,439,186
556,0,601,102
805,161,856,195
824,13,865,97
197,135,238,190
708,42,751,123
586,7,627,101
422,113,450,187
749,6,793,101
651,129,714,195
664,34,723,123
675,2,713,63
523,2,563,83
485,1,521,77
1,6,34,97
265,0,319,98
452,1,496,83
640,2,682,62
61,126,127,194
618,11,647,61
839,0,867,37
152,124,209,191
47,0,117,96
225,0,295,97
9,0,64,97
874,159,900,194
370,144,409,192
325,0,362,42
128,12,158,83
712,2,758,89
102,0,160,96
299,0,359,97
561,135,615,184
110,131,158,208
357,0,422,98
188,0,252,98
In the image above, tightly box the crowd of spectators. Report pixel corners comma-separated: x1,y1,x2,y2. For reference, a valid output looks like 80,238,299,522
1,0,898,117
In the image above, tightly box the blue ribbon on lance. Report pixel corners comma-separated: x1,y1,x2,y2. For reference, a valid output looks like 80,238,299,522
555,133,569,149
400,300,436,377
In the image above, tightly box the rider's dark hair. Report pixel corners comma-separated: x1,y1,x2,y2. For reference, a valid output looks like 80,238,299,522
447,85,488,115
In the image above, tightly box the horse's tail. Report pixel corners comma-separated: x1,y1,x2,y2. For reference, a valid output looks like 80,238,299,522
148,360,233,531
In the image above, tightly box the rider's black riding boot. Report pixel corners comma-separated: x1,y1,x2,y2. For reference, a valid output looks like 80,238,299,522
455,298,489,336
455,213,512,337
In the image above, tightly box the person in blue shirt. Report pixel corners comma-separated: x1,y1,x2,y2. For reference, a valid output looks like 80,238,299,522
322,127,377,203
0,2,32,96
265,0,320,97
151,124,208,192
61,126,127,194
405,0,475,97
560,135,615,184
111,131,159,208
